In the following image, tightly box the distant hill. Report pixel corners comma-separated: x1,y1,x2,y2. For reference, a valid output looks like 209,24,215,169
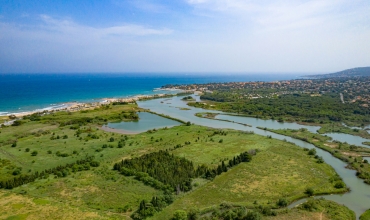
307,67,370,78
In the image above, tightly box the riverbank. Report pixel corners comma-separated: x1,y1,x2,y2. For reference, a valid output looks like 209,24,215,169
318,123,370,139
195,112,252,127
100,125,139,134
260,127,370,185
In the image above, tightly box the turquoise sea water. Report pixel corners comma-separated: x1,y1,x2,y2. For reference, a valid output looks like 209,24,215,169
0,73,300,115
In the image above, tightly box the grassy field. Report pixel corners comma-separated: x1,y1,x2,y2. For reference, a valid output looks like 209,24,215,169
0,104,353,219
262,127,370,184
153,134,346,219
268,198,355,220
0,116,8,124
177,198,355,220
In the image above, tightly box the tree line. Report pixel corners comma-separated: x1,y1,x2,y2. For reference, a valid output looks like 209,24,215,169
113,150,255,192
113,150,195,192
198,93,370,124
0,156,99,189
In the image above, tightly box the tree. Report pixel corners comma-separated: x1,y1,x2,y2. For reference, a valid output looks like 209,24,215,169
31,151,38,156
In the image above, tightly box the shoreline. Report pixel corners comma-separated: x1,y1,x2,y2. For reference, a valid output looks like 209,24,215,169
100,125,139,135
0,91,194,126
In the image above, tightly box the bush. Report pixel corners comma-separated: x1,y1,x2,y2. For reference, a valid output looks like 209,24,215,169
305,187,314,196
308,148,316,156
31,151,38,156
277,198,288,207
90,161,100,167
245,211,261,220
334,181,345,189
12,169,21,175
317,157,324,164
172,210,187,220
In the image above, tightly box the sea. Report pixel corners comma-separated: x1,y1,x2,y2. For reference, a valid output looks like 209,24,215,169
0,73,302,115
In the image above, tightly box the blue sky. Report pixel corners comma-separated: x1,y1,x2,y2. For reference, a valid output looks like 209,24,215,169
0,0,369,73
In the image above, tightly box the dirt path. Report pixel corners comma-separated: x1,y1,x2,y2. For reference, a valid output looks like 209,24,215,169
0,148,25,165
99,125,139,135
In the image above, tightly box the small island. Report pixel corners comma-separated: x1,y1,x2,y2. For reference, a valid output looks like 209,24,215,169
181,95,195,101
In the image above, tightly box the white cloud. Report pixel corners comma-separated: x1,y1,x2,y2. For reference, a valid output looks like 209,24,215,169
113,0,169,13
185,0,370,32
38,15,172,36
0,2,369,73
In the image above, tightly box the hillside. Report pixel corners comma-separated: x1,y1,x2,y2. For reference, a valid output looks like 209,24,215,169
307,67,370,78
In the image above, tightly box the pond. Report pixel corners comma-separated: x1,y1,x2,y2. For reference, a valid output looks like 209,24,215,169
105,112,182,133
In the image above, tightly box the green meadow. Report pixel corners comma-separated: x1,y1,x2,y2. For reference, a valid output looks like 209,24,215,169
0,104,352,219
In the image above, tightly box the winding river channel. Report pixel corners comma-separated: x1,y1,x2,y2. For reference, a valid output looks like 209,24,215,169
132,95,370,219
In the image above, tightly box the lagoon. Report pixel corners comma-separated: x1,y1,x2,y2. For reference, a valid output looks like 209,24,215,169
106,112,182,133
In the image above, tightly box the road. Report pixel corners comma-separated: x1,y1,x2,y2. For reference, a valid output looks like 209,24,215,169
340,93,344,103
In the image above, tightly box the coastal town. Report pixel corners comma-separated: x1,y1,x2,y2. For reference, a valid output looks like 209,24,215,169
161,76,370,107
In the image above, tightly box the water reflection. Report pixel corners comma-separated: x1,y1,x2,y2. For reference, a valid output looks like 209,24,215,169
106,112,181,133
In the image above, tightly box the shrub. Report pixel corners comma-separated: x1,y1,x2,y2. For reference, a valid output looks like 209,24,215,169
277,198,288,207
334,181,345,189
305,187,314,196
90,161,100,167
172,210,187,220
245,211,261,220
308,148,316,155
31,151,38,156
12,169,21,176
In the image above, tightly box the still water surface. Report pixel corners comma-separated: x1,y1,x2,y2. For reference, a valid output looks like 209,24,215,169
107,112,181,133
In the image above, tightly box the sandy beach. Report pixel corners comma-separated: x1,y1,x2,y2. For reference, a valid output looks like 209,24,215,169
0,91,193,126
